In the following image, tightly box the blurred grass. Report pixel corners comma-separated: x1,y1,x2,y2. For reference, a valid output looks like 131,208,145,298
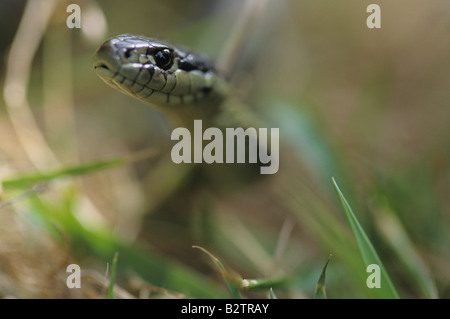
28,193,226,298
107,252,119,299
2,156,126,191
1,150,157,191
0,0,449,299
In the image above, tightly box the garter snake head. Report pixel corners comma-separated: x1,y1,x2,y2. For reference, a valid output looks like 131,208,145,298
93,34,228,124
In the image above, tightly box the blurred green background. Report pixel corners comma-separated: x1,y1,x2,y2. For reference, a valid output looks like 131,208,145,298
0,0,448,298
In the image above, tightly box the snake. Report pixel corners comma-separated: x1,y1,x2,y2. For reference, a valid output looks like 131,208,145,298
93,33,272,187
93,34,230,129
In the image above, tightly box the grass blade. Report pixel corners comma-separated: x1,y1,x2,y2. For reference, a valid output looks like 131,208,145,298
2,158,124,190
107,252,119,299
314,254,332,299
332,178,399,299
193,245,242,299
269,288,277,299
1,149,157,190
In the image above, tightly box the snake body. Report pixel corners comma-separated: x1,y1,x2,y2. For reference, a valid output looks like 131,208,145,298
93,34,229,127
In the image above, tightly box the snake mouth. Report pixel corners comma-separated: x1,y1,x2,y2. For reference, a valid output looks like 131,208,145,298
93,62,109,70
93,61,111,75
93,61,116,80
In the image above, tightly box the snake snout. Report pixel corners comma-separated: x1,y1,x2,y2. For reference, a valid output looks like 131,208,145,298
93,39,121,76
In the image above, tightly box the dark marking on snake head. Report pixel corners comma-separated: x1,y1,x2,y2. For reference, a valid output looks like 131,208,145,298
179,54,213,73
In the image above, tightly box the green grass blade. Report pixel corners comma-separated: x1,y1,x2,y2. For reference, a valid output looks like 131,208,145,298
332,178,399,299
193,245,242,299
314,254,332,299
1,150,157,190
2,158,124,190
269,288,277,299
107,252,119,299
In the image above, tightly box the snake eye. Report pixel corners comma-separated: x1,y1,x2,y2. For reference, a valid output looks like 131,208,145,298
154,49,173,70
